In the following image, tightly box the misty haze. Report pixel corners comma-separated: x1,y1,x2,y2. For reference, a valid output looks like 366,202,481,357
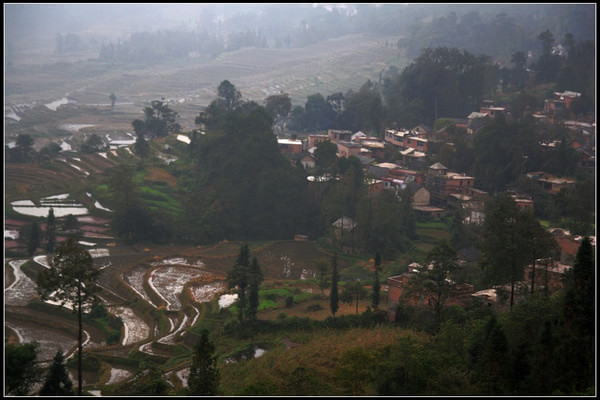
4,3,596,397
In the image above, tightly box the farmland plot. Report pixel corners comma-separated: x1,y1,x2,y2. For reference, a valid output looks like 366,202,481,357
106,306,150,346
149,265,210,311
122,264,160,308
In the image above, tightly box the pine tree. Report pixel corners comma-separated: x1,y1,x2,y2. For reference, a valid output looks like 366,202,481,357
27,221,41,256
187,330,219,395
39,350,74,396
247,257,263,321
557,236,595,392
330,252,339,318
36,237,100,396
227,244,250,323
45,208,56,253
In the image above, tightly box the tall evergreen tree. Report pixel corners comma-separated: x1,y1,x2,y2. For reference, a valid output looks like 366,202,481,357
187,330,220,395
372,252,381,309
247,257,264,321
227,244,251,323
36,237,100,396
39,349,74,396
557,236,595,392
330,252,339,318
27,221,41,256
481,193,531,308
45,208,56,253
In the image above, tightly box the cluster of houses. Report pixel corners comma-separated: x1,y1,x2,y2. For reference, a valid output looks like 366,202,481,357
276,90,594,319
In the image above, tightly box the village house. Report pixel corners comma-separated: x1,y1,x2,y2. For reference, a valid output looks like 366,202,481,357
511,193,534,211
388,167,423,184
424,162,476,207
479,105,506,118
337,141,362,158
366,162,402,179
544,90,581,114
299,153,315,170
327,129,353,143
386,269,474,321
356,138,386,160
307,134,330,149
277,138,303,154
399,147,427,170
523,258,572,296
466,111,489,134
526,171,576,194
548,228,596,263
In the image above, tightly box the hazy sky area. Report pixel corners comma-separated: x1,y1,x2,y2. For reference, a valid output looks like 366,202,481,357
4,3,595,108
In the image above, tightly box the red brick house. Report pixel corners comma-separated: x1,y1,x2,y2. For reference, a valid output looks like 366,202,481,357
549,228,596,263
278,138,303,154
527,172,576,194
386,272,474,321
523,258,572,295
328,129,352,143
307,134,330,149
337,141,362,158
424,163,476,207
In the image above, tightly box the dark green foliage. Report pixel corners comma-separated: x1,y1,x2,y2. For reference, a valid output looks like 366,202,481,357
301,93,336,131
284,366,331,395
7,134,35,162
285,296,294,308
108,164,138,210
5,342,42,396
112,205,172,244
134,99,180,138
185,82,320,242
340,80,384,134
357,190,414,259
335,347,376,395
22,221,41,256
472,114,534,192
39,350,74,396
63,213,79,231
38,142,62,161
264,93,292,119
187,330,220,395
340,281,367,314
134,133,150,159
313,140,338,174
481,193,535,308
36,237,100,396
329,252,339,318
227,244,251,323
247,257,264,321
373,337,435,395
423,239,459,330
217,79,242,112
45,207,56,253
556,237,595,392
372,252,381,309
383,47,490,126
468,315,510,394
80,133,106,154
120,362,170,395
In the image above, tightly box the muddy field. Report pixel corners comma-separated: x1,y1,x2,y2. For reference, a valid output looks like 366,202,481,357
4,238,348,393
5,33,405,144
